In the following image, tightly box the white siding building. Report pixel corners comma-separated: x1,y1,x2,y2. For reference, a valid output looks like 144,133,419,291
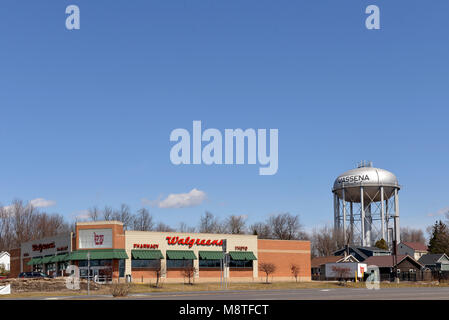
0,252,10,272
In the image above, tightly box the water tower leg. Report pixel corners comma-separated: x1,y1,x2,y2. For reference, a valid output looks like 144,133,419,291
394,188,400,244
342,188,347,244
365,204,372,246
385,198,390,245
350,202,354,245
333,193,339,237
380,186,386,241
360,186,365,247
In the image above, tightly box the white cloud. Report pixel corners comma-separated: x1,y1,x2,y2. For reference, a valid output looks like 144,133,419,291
70,210,90,221
1,198,56,214
1,205,13,215
29,198,56,208
427,207,449,217
143,188,207,209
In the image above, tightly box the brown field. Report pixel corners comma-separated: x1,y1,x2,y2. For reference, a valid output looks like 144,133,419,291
1,279,449,298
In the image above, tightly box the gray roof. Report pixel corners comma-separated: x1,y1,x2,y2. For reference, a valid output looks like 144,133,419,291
418,254,449,265
334,245,391,261
358,246,390,254
334,246,368,260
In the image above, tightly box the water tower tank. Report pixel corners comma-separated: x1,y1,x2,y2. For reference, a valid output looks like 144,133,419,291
332,161,400,248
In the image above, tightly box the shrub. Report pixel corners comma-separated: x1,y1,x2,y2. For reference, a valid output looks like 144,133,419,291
290,264,300,282
183,266,197,285
259,262,277,284
110,283,130,297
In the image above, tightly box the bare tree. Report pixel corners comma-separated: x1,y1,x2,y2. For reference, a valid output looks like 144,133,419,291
154,265,162,288
178,222,196,233
401,226,426,244
198,211,219,233
311,225,346,258
112,204,133,230
290,263,300,282
154,222,174,232
225,215,247,234
102,206,113,221
269,213,307,240
0,199,70,251
87,206,100,221
133,208,154,231
182,265,197,285
0,205,13,250
35,212,70,238
215,220,228,234
259,262,277,283
250,222,272,239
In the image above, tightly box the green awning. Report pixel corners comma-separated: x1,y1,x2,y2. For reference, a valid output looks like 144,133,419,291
199,251,224,260
63,254,73,262
166,250,197,260
68,249,129,261
49,254,69,263
41,256,54,264
229,251,257,261
131,250,164,260
26,257,42,266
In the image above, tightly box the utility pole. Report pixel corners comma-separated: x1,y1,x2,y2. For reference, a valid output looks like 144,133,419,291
393,215,399,283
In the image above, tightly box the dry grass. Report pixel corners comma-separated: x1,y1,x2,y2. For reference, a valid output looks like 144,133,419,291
110,283,130,297
1,280,449,298
126,280,449,293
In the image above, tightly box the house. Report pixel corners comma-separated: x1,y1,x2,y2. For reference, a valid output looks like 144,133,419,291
418,253,449,271
0,252,10,272
333,245,390,262
397,242,428,261
311,254,359,280
363,254,424,281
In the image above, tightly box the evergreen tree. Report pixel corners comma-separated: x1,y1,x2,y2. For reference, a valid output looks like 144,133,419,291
428,221,449,255
374,238,389,250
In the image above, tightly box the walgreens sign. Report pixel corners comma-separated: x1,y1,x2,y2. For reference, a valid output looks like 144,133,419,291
166,236,223,248
32,242,56,252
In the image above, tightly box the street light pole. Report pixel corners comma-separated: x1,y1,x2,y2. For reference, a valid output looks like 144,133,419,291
87,251,90,296
221,239,227,290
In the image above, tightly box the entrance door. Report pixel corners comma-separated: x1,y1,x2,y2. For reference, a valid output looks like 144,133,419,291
79,266,112,283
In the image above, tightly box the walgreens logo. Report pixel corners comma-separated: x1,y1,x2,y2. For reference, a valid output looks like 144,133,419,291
32,242,55,252
166,236,223,248
94,232,104,246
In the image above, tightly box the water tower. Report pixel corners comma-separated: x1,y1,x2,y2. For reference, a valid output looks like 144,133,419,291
332,161,400,248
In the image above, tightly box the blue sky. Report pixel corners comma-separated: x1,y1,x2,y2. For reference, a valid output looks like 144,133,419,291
0,1,448,234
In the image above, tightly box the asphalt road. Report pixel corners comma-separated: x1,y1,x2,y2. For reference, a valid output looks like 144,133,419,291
126,287,449,300
13,287,449,300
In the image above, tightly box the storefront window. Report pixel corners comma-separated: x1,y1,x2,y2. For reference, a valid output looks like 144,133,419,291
229,260,253,268
46,263,56,272
199,259,221,268
78,259,113,268
119,259,125,277
167,259,193,269
58,262,68,271
33,265,43,272
132,259,161,269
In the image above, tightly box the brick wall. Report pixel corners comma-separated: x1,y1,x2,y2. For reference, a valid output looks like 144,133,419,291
199,268,221,278
257,239,311,281
8,248,21,278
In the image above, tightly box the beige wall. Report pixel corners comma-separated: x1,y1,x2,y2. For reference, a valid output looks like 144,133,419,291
125,231,258,280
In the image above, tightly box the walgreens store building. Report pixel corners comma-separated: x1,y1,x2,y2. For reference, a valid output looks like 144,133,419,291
10,221,311,283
